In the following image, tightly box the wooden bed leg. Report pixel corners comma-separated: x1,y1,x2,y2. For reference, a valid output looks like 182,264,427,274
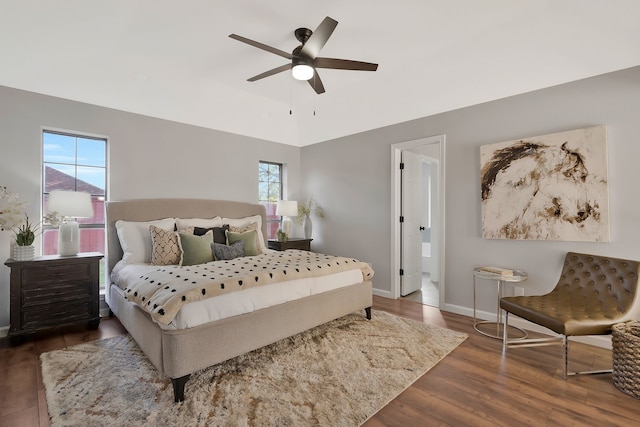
171,374,190,402
365,307,372,320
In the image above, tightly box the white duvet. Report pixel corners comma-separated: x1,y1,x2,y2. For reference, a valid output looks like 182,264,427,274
111,255,365,330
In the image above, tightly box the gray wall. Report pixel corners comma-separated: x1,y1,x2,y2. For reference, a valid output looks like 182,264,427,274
2,66,640,330
301,66,640,318
0,85,300,329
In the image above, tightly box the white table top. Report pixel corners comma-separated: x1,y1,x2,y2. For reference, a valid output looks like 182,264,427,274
473,267,528,283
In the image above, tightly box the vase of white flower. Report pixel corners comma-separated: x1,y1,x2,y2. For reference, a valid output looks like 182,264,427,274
1,186,61,260
297,196,324,239
12,214,37,260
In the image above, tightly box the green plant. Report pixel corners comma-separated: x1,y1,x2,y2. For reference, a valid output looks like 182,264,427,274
276,229,288,242
296,197,324,224
13,211,62,246
15,214,36,246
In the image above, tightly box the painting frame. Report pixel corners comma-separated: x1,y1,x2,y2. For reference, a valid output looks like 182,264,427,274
480,126,610,242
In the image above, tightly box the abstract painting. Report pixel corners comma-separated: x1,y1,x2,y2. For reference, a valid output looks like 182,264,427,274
480,126,609,241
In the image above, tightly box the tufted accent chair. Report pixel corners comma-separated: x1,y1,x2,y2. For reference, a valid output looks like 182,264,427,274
500,252,640,379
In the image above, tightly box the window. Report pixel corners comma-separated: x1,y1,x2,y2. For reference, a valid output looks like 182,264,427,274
258,161,283,240
42,130,107,288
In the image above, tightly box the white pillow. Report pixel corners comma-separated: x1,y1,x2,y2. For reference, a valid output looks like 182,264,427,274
115,218,175,264
175,216,223,232
222,215,267,253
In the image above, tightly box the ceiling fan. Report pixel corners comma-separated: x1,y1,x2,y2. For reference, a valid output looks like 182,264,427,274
229,16,378,94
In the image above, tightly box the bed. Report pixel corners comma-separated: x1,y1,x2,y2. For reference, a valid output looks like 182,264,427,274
105,198,373,402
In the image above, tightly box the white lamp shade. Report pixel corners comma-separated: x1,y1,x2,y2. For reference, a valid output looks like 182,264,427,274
48,190,93,218
276,200,298,217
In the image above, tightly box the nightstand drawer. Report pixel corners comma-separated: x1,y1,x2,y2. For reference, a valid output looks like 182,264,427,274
22,300,92,330
22,281,92,307
21,262,91,287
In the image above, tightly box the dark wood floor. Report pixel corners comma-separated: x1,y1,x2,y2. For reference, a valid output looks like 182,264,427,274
1,296,638,426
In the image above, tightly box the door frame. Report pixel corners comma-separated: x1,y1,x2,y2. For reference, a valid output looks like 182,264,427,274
390,135,446,304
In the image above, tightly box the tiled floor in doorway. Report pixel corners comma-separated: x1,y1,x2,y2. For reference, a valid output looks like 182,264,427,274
402,273,439,306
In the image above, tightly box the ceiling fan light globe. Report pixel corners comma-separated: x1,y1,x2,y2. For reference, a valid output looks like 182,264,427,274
292,64,314,81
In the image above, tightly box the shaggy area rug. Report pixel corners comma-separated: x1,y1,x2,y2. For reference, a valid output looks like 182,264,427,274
41,310,467,426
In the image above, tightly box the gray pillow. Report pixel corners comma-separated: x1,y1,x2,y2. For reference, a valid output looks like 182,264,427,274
212,240,245,260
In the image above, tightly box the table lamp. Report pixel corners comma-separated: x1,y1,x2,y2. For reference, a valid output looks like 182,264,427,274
48,190,93,256
276,200,298,239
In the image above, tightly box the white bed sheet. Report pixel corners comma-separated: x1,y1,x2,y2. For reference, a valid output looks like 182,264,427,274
111,260,364,330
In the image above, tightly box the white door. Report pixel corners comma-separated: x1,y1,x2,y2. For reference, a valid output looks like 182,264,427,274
429,159,440,283
401,150,423,296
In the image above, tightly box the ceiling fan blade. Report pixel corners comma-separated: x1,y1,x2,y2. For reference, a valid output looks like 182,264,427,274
247,64,291,82
314,57,378,71
308,71,326,94
300,16,338,59
229,34,293,60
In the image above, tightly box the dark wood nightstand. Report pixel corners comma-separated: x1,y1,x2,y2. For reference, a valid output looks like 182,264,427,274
5,252,103,342
268,238,313,251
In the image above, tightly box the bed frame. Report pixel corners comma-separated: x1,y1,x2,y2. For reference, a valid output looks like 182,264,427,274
106,198,373,402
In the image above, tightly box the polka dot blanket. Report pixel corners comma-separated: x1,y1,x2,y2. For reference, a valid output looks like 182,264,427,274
124,250,374,325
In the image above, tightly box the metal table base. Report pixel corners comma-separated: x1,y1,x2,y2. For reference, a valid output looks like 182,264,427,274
473,267,528,341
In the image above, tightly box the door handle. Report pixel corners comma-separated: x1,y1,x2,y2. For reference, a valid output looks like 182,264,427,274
419,226,425,231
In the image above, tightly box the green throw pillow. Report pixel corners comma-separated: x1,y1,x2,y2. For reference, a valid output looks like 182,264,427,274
226,230,259,256
179,232,214,266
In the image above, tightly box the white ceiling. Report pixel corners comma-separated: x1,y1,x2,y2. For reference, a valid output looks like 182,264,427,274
2,1,639,147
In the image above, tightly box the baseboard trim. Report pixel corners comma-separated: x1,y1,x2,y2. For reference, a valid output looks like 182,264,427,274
99,293,111,318
0,326,7,338
372,288,392,298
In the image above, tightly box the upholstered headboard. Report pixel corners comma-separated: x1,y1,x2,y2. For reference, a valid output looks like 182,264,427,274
105,198,267,275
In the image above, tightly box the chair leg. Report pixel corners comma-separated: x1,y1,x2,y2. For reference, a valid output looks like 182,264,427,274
500,316,611,379
502,312,509,352
563,335,568,380
563,335,611,378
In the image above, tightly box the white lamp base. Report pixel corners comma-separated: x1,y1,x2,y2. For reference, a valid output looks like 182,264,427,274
58,219,80,256
282,217,292,238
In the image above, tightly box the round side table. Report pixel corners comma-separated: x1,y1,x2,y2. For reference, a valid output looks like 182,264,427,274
473,267,528,340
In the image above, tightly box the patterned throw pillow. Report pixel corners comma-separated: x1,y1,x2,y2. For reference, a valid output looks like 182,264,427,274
212,240,245,260
149,225,181,266
228,222,262,254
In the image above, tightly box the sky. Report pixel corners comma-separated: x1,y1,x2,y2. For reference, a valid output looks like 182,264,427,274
43,132,106,190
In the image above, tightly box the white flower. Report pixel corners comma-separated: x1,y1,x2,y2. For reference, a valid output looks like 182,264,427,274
0,186,28,231
1,186,63,244
44,211,62,227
